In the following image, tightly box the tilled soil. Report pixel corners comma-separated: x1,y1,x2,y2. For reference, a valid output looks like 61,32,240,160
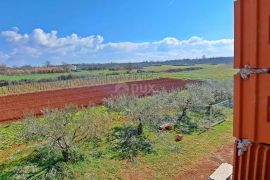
0,78,197,123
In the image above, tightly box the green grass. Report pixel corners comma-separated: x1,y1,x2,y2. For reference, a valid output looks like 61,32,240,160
143,112,233,179
0,64,237,81
142,65,197,72
144,64,237,80
0,122,24,151
0,64,235,179
70,112,233,179
0,70,114,81
159,65,237,80
0,107,233,179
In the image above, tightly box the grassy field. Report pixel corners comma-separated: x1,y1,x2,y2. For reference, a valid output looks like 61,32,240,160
0,64,235,179
0,64,235,97
0,106,233,179
70,114,233,179
142,65,198,72
0,64,236,81
0,70,113,81
143,64,237,80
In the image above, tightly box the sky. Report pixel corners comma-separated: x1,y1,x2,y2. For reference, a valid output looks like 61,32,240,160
0,0,234,66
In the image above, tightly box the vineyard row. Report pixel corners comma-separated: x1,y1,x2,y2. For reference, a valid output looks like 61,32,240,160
0,73,157,96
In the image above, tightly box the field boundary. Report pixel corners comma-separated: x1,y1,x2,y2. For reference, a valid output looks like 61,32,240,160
0,78,198,123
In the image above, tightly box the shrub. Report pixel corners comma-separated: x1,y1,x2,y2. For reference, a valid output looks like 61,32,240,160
173,115,198,134
12,147,74,180
104,95,138,113
108,125,154,162
105,81,232,134
105,91,174,132
211,105,226,122
22,104,110,162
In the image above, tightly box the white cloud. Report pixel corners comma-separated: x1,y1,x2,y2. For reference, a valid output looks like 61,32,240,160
33,28,56,46
0,28,233,66
155,37,181,46
32,28,104,49
102,42,149,52
1,28,29,43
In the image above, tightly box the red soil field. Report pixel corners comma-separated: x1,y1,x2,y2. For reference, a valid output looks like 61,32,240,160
0,78,197,123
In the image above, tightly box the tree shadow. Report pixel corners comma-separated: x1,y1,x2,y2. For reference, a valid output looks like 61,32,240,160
0,147,67,179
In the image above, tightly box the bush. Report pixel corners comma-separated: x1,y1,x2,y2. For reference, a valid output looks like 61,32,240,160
12,147,74,180
13,162,74,180
105,81,232,134
104,95,138,113
108,125,154,162
104,91,174,131
173,115,198,134
22,104,110,162
211,105,226,122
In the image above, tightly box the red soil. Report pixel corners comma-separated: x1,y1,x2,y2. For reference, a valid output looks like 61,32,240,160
0,78,197,123
174,142,234,180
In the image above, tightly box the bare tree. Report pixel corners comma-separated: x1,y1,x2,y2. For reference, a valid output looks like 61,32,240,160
43,60,51,67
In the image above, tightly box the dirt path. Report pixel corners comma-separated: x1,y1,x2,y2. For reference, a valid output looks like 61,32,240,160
174,142,234,180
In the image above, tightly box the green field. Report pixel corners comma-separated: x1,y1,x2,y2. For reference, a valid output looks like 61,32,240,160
0,64,235,179
0,64,237,82
0,106,233,179
143,64,237,80
0,70,113,81
142,65,198,72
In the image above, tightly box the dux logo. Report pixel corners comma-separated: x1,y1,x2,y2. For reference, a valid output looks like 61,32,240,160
114,83,156,95
114,83,130,94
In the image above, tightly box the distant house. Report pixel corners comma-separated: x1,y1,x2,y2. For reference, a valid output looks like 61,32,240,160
69,65,77,71
62,65,78,72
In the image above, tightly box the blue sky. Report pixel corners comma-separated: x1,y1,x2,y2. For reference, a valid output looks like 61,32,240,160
0,0,234,66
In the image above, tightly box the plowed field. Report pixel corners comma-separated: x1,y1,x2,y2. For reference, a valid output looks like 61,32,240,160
0,78,197,123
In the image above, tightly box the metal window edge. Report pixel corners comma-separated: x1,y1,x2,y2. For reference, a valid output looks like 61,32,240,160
239,65,270,80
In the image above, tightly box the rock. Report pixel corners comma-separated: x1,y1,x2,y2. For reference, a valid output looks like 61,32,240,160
175,134,184,142
159,123,173,131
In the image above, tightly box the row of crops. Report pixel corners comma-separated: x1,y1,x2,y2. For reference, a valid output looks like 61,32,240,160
0,73,157,96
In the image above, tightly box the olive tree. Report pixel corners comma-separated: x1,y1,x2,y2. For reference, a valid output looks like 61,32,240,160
23,104,109,162
170,84,214,121
206,80,233,103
